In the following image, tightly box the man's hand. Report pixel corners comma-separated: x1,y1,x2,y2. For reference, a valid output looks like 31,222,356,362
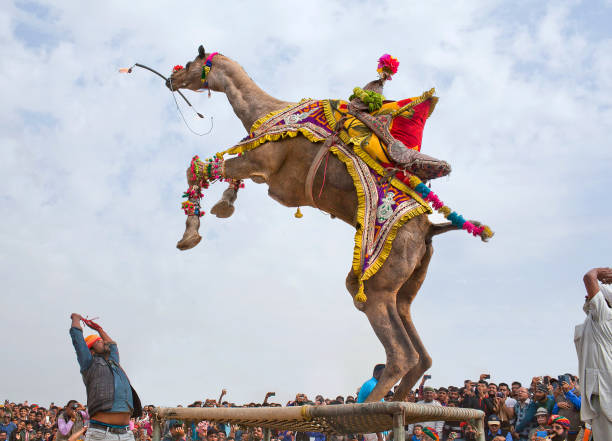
584,267,612,299
597,268,612,284
70,313,83,330
561,382,571,393
480,374,490,381
557,401,571,410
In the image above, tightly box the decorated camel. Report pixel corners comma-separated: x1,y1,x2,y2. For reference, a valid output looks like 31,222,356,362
167,46,493,402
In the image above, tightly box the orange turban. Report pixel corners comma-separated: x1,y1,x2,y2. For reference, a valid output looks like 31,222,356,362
85,335,102,349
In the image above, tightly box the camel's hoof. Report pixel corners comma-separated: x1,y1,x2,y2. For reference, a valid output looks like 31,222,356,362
211,200,235,218
176,233,202,250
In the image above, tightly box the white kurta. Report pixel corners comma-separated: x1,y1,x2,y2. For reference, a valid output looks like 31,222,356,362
574,284,612,438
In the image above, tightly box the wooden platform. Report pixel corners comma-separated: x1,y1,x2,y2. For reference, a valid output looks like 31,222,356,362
152,403,485,441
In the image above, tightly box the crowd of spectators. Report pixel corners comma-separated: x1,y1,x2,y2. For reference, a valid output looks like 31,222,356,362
0,372,586,441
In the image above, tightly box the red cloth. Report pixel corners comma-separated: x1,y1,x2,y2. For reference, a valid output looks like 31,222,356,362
389,98,431,152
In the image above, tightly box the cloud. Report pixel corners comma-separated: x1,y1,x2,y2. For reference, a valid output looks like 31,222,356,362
1,0,611,406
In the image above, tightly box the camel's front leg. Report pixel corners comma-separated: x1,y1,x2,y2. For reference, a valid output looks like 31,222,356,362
177,212,202,250
211,180,241,218
210,153,270,218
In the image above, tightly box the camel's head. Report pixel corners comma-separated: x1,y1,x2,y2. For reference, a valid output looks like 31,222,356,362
167,45,215,91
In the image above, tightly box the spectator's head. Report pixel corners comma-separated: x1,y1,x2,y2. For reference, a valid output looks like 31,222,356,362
295,394,307,404
437,387,448,403
498,383,510,397
335,396,344,404
421,427,439,441
412,425,423,436
64,400,78,418
517,387,529,402
487,415,501,433
549,415,570,438
487,383,497,398
423,386,435,402
0,431,7,441
534,383,548,401
384,390,394,401
85,335,107,356
535,407,549,426
206,429,218,441
511,381,521,397
373,364,385,380
25,421,33,431
345,396,355,404
2,415,9,424
448,387,459,401
476,380,488,396
252,428,263,441
217,431,226,441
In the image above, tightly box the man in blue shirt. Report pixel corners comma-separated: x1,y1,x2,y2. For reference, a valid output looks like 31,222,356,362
0,415,16,439
69,313,142,441
357,364,386,403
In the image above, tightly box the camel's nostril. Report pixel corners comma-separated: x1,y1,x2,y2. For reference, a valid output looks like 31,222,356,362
165,78,171,89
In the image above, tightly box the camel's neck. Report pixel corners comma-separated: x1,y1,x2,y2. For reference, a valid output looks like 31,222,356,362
207,56,292,132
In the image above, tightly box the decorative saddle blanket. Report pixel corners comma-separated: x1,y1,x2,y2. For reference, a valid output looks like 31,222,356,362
219,97,437,302
215,94,492,301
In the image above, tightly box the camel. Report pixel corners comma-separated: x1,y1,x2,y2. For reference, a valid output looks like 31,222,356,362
169,46,473,402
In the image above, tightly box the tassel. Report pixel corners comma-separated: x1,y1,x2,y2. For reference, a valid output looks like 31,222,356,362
354,284,367,303
294,207,303,218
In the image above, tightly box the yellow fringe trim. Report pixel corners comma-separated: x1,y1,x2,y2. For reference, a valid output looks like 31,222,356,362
322,100,340,130
352,145,431,210
217,128,326,157
392,88,436,118
361,204,430,282
330,145,369,302
249,99,310,134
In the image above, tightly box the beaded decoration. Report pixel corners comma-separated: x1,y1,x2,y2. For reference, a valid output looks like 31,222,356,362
181,155,244,217
201,52,219,85
404,174,494,241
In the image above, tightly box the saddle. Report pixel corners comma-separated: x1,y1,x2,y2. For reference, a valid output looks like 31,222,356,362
345,85,451,181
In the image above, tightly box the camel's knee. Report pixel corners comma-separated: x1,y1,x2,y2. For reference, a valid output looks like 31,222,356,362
420,354,432,372
386,351,419,378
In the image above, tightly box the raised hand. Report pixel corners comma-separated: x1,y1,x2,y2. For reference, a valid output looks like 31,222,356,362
597,268,612,284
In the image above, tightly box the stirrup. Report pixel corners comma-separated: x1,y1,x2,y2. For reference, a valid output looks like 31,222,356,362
388,141,451,180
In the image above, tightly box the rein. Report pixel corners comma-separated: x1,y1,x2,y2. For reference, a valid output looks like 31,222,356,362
119,62,213,136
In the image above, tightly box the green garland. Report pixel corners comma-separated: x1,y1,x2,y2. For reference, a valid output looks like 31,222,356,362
349,87,385,112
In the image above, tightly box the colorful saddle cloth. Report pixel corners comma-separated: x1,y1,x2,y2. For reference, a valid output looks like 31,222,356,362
229,90,437,166
220,95,437,302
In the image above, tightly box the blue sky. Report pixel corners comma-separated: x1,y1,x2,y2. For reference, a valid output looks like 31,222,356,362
1,0,611,406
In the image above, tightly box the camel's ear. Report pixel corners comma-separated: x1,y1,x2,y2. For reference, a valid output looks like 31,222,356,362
198,45,205,59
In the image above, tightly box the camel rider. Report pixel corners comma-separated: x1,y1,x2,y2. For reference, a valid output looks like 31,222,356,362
348,54,451,181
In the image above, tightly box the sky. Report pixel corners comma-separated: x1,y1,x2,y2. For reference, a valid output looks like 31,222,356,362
1,0,611,407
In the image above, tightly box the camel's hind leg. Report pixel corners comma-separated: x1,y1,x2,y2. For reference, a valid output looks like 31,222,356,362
346,223,429,402
392,242,434,401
